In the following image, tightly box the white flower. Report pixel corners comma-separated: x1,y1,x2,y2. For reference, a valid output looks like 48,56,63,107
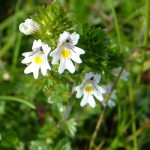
50,31,85,74
102,99,116,108
101,83,116,108
112,67,129,81
19,19,40,35
21,39,51,79
74,72,106,108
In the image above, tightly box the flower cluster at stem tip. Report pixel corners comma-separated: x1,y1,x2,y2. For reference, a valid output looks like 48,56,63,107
19,19,85,78
19,14,128,108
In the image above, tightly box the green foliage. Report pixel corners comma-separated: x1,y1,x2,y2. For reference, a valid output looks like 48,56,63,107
29,141,48,150
78,24,125,78
31,2,75,48
62,118,77,138
54,138,72,150
69,0,95,25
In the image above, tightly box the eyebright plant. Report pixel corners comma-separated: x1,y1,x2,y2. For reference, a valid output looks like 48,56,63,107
19,2,126,108
17,1,130,149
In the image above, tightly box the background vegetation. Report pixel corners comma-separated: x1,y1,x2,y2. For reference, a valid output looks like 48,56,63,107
0,0,150,150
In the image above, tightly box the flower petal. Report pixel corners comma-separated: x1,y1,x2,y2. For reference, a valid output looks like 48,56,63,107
111,90,117,99
42,43,51,55
94,74,101,83
93,85,104,101
24,63,35,74
33,65,40,79
94,83,106,93
74,84,84,98
81,93,96,108
76,90,83,98
108,100,116,108
22,52,34,57
50,49,57,57
93,90,104,101
40,60,47,76
21,55,34,64
24,62,39,79
50,45,62,58
121,70,129,80
70,32,79,45
58,58,66,74
73,46,85,55
70,50,82,64
101,100,107,107
84,72,94,81
59,31,70,44
32,39,42,51
66,59,75,73
51,52,60,64
88,94,96,108
80,93,88,107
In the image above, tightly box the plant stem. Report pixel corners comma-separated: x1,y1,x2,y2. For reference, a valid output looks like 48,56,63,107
109,0,122,51
88,107,106,150
88,64,126,150
129,83,138,150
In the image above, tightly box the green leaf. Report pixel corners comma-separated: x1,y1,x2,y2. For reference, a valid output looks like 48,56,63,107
62,118,77,138
0,96,35,109
54,138,72,150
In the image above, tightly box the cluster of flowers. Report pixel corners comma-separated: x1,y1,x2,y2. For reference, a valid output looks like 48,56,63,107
19,19,128,108
19,19,85,78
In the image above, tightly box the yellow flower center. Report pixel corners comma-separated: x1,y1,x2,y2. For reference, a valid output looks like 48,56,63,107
61,49,71,58
34,56,43,64
84,86,93,93
103,94,109,100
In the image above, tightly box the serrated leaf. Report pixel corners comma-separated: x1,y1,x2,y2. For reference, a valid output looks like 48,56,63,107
54,138,72,150
62,118,77,138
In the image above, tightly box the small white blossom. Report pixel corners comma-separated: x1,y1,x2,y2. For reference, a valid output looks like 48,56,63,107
74,72,106,108
19,19,40,35
101,83,116,108
50,31,85,74
112,67,129,81
21,39,51,79
102,99,116,108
